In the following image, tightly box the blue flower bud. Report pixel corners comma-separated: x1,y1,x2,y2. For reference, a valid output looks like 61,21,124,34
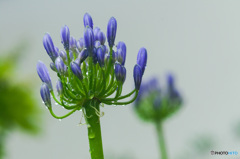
117,41,126,65
84,27,94,51
77,38,85,51
115,63,126,84
83,13,93,29
37,61,53,91
56,79,63,97
97,46,105,67
55,57,67,76
43,33,58,61
97,31,106,45
116,49,124,65
71,62,83,80
76,49,89,64
50,62,57,72
69,36,77,51
137,47,147,74
107,17,117,47
54,46,60,56
40,83,51,108
133,64,143,90
60,25,70,50
94,41,101,48
59,50,68,63
93,27,100,38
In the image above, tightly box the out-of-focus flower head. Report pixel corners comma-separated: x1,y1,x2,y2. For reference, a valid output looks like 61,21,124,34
134,74,182,122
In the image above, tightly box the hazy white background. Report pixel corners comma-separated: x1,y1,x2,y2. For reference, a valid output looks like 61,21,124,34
1,0,240,158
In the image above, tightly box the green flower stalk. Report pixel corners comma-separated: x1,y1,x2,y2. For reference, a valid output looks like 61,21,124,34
37,13,148,159
134,75,182,159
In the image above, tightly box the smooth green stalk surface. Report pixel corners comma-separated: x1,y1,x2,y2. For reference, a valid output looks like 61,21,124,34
85,99,104,159
156,122,168,159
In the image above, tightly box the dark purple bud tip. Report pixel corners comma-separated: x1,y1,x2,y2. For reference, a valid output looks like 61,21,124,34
40,83,51,108
97,46,105,67
60,25,70,50
117,41,126,65
78,49,89,63
69,36,77,51
133,64,143,90
55,57,67,76
43,33,58,61
107,17,117,48
56,79,63,96
137,47,147,75
37,61,53,91
71,62,83,80
97,31,106,45
83,13,93,29
84,27,94,51
115,63,126,84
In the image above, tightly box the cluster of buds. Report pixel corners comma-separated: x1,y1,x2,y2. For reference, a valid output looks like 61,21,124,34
37,13,148,119
134,74,182,122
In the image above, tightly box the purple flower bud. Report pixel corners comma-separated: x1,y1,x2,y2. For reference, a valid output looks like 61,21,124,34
78,49,89,63
43,33,58,61
77,38,85,51
117,41,126,65
71,62,83,80
97,31,106,45
69,51,74,61
84,27,94,50
112,50,116,63
116,49,124,65
83,13,93,29
56,79,63,96
107,17,117,47
115,63,126,84
97,46,105,67
93,27,100,38
94,41,101,48
137,47,147,74
37,61,53,91
50,62,57,72
133,64,143,90
40,83,51,108
55,57,67,76
60,25,70,50
54,46,60,56
59,50,68,63
69,36,77,51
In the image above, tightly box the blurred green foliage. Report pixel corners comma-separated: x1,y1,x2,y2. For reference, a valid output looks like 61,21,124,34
0,43,41,158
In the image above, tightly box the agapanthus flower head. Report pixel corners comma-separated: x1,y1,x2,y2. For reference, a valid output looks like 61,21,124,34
134,75,182,122
37,12,148,121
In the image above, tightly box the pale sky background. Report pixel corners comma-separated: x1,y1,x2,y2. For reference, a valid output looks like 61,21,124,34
1,0,240,159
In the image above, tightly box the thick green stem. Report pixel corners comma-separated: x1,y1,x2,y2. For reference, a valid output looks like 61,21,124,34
156,122,168,159
85,100,104,159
